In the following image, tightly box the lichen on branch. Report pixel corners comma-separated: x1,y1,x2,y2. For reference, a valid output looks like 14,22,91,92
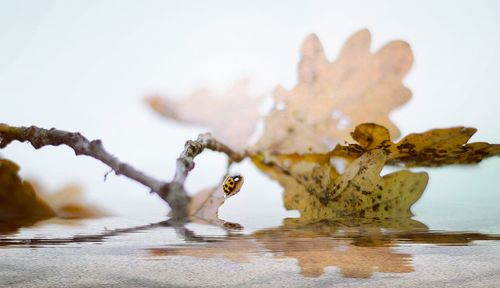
0,124,245,223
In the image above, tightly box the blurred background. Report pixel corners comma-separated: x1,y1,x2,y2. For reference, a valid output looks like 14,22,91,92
1,0,499,233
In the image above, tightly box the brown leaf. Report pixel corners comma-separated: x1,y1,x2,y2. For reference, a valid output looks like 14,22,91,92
147,79,263,151
331,123,500,166
0,159,56,223
253,29,413,154
0,158,108,234
253,150,428,221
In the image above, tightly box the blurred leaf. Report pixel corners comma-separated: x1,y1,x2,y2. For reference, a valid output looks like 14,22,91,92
0,159,56,226
253,29,412,154
331,123,500,166
147,79,263,151
0,158,107,234
34,183,108,219
253,150,428,221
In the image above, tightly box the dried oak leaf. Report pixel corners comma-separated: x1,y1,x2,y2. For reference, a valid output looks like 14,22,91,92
253,150,428,221
252,152,338,202
253,29,412,154
147,79,263,151
331,123,500,166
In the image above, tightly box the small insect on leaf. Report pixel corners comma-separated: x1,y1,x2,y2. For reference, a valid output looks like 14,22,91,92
223,175,244,198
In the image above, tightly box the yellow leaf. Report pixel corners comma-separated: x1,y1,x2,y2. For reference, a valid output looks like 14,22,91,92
332,123,500,166
254,150,428,221
253,29,413,154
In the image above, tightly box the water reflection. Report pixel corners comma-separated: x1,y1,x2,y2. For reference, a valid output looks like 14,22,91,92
148,218,500,278
1,217,500,279
252,218,420,277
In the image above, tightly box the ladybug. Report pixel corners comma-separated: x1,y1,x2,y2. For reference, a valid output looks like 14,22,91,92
222,175,244,198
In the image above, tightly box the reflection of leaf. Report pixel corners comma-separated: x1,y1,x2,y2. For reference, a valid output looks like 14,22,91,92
253,29,412,154
253,219,500,278
254,150,428,221
147,79,263,151
331,123,500,166
147,218,500,279
149,218,474,279
255,229,413,278
151,230,413,278
278,216,429,234
150,238,258,263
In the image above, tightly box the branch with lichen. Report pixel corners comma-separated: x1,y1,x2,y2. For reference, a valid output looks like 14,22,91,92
0,123,245,223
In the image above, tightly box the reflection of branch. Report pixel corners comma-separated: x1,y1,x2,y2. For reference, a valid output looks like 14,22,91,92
0,220,211,247
0,124,245,222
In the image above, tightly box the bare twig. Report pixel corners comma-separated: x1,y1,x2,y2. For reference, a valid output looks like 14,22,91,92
0,124,246,223
161,132,245,222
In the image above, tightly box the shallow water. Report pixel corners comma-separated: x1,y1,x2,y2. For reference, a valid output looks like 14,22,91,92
1,209,500,287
